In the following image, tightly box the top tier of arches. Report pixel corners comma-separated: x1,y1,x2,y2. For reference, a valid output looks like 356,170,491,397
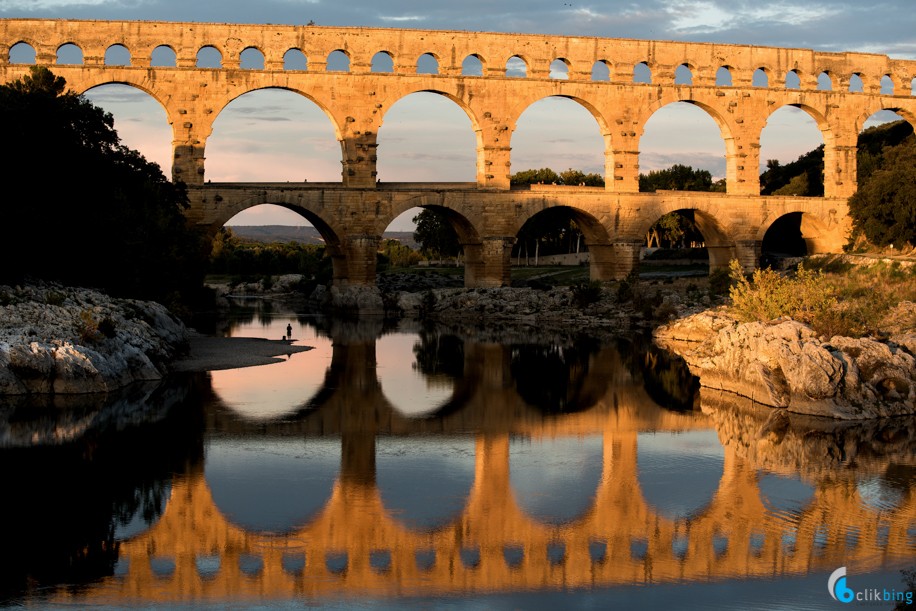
1,19,914,95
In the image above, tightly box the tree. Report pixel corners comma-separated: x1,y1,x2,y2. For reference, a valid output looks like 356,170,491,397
0,67,206,311
412,208,461,259
639,164,713,192
848,137,916,247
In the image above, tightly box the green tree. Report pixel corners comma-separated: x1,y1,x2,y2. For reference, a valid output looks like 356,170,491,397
413,208,461,259
0,67,205,310
639,164,714,192
848,137,916,247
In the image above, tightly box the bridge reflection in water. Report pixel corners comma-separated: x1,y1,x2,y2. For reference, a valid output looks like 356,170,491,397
46,316,916,605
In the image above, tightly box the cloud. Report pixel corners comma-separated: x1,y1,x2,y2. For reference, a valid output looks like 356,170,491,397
378,14,424,22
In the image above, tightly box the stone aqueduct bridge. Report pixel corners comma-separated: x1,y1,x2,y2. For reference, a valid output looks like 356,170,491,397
2,19,916,285
54,337,916,603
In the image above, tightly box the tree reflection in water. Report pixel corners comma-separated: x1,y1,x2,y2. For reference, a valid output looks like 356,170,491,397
510,337,603,413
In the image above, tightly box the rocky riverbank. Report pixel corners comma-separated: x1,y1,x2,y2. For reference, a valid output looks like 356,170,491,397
654,308,916,419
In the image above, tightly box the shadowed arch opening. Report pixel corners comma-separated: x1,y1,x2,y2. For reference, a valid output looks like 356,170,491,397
592,60,610,81
81,83,173,176
376,91,477,183
151,45,176,67
205,437,340,534
550,58,570,80
197,45,222,68
461,54,484,76
759,105,827,196
511,435,603,525
207,87,341,183
512,205,610,282
283,48,307,70
371,51,394,73
104,44,130,66
240,47,265,70
510,336,608,413
392,203,480,274
637,429,725,520
675,64,693,85
417,53,438,75
376,437,475,532
56,43,83,65
9,41,36,63
506,55,527,77
639,208,733,274
759,211,838,262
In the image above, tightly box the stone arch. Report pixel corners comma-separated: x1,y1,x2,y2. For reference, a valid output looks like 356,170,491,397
880,74,895,95
56,42,83,64
817,71,832,91
371,50,394,73
753,67,770,87
854,105,916,134
849,73,864,93
9,41,36,63
634,204,735,271
461,53,484,76
417,52,439,75
785,69,801,89
196,45,222,68
757,209,843,254
715,66,732,86
591,59,611,81
506,54,528,77
283,48,307,70
762,102,831,150
634,61,652,84
215,85,344,142
240,46,265,70
327,49,350,71
674,63,693,85
382,199,482,247
550,57,570,80
79,79,172,123
104,43,131,66
150,45,176,67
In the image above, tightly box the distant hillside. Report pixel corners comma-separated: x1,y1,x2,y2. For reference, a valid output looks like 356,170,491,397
228,225,419,250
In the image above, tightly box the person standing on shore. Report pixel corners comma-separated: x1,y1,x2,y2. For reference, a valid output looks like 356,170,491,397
286,323,293,340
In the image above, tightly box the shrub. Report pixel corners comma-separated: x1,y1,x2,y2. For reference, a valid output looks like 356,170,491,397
572,280,603,307
77,309,101,342
727,259,837,327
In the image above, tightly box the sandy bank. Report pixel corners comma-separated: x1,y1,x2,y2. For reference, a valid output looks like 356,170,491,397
171,334,313,372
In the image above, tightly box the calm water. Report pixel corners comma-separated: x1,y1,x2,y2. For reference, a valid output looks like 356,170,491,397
1,302,914,610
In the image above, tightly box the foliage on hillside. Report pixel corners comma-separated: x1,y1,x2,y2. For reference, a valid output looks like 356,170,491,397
0,67,206,312
209,227,330,279
639,164,725,193
759,146,825,196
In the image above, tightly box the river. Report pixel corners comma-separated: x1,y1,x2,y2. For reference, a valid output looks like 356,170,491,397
1,300,913,609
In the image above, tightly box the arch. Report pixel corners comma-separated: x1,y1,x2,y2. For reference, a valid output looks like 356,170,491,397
196,45,222,68
461,53,484,76
9,41,36,64
911,76,916,96
207,87,344,179
757,472,815,515
759,103,829,193
377,332,458,417
849,73,864,93
510,95,609,184
371,50,394,73
204,437,340,534
81,83,174,176
376,436,475,531
591,60,610,81
637,429,725,521
752,67,769,87
816,71,832,91
715,66,732,87
376,89,479,182
104,43,130,66
56,42,83,65
506,55,527,77
635,207,733,270
510,435,604,525
785,69,801,89
881,74,895,95
327,49,350,71
674,63,693,85
757,210,840,255
512,205,612,280
510,339,609,413
150,45,176,67
283,48,307,70
240,46,265,70
634,61,652,84
638,100,730,192
385,201,482,248
417,52,439,75
550,58,570,80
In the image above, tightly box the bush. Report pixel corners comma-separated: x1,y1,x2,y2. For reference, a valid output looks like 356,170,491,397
727,259,837,327
571,280,603,307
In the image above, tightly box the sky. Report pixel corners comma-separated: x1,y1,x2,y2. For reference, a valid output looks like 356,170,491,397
3,0,913,230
